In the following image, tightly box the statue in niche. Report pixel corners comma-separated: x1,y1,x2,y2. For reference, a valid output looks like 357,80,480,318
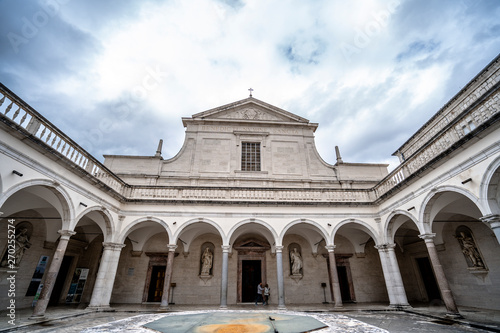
200,247,213,275
456,228,485,269
290,247,303,275
1,226,32,268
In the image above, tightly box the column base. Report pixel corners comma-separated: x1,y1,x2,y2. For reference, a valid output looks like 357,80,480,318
28,314,47,320
86,305,115,312
445,312,464,319
219,305,228,309
332,304,344,310
158,306,170,312
277,305,287,310
389,303,412,310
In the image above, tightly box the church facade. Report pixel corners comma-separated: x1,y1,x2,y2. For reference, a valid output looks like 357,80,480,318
1,54,499,318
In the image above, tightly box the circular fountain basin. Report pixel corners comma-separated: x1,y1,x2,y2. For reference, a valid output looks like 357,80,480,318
143,312,327,333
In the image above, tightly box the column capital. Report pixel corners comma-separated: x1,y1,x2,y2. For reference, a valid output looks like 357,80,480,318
480,214,500,228
221,245,231,252
275,246,284,252
374,243,396,251
325,245,336,252
168,244,177,252
102,242,126,250
418,233,436,242
58,230,76,240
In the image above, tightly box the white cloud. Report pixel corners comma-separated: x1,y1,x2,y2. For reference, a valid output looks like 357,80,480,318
0,0,499,167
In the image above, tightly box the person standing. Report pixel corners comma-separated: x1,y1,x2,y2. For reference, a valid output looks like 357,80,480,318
263,284,270,305
255,282,264,305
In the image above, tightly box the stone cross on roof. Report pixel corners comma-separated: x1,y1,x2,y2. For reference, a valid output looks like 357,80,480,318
248,88,253,97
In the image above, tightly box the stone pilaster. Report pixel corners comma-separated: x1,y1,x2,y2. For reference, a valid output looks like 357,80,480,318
159,244,177,310
419,233,461,318
31,230,76,319
275,246,286,310
87,242,126,311
220,245,230,309
480,214,500,244
325,245,343,308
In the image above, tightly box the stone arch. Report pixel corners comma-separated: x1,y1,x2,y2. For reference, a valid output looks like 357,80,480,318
280,219,329,255
174,217,225,254
118,217,171,251
420,185,487,236
385,210,422,244
227,218,278,249
480,155,500,215
332,218,380,247
73,206,115,242
0,178,75,230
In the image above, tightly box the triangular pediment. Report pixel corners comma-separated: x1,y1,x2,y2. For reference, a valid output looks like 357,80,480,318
191,97,310,124
241,241,264,247
233,237,271,251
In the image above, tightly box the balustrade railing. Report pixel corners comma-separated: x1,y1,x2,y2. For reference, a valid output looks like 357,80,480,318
0,83,126,193
398,59,500,160
128,186,372,202
375,66,500,198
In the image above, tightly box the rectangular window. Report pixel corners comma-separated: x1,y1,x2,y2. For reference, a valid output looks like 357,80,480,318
241,142,261,171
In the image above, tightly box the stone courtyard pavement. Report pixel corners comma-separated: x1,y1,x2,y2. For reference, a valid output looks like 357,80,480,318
1,304,500,333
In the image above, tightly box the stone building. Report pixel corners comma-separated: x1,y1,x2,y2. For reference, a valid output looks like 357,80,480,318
0,54,499,319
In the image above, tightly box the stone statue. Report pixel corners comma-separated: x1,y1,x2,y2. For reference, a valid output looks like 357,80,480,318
200,247,213,275
290,248,303,275
457,231,484,268
1,227,32,267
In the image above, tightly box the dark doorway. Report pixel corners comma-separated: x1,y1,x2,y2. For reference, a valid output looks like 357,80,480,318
49,256,73,305
242,260,261,302
147,265,166,302
337,266,352,302
416,257,441,302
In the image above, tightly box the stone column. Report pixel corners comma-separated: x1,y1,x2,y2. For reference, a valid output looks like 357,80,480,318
31,230,76,319
159,244,177,310
376,244,398,307
419,233,461,318
275,246,286,309
325,245,343,308
220,245,230,309
480,214,500,244
87,242,126,310
385,244,410,307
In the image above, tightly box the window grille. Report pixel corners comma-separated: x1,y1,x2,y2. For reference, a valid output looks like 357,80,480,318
241,142,261,171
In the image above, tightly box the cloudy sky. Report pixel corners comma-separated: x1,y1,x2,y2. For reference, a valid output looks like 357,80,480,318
1,0,499,170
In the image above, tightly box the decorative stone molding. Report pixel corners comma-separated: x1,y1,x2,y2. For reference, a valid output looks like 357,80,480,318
131,251,142,257
325,245,336,253
374,243,396,252
58,229,76,240
418,233,436,242
102,242,126,250
199,274,213,284
480,214,500,229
